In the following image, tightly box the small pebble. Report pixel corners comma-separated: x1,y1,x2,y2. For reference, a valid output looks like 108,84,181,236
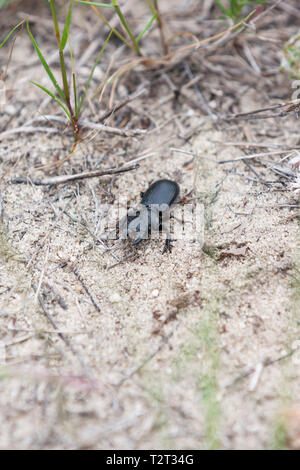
5,104,16,116
152,289,159,298
109,293,121,303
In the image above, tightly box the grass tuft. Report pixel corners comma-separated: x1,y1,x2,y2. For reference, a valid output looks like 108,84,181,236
26,0,111,142
76,0,163,57
216,0,268,23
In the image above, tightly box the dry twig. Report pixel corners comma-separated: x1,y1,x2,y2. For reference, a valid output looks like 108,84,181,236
116,322,180,387
33,282,93,378
11,163,139,186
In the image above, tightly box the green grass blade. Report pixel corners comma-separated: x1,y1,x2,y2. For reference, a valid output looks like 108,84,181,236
146,0,155,15
73,73,78,119
78,29,112,114
69,37,78,119
243,0,268,4
0,20,24,48
231,0,239,17
60,0,74,51
74,0,113,7
26,20,66,103
215,1,232,17
111,0,141,55
49,0,61,47
48,1,71,105
136,12,157,43
0,0,22,8
87,4,134,51
30,81,71,120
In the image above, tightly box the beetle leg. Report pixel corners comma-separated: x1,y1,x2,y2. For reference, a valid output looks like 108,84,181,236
160,224,173,253
163,236,173,253
132,236,143,246
170,214,181,223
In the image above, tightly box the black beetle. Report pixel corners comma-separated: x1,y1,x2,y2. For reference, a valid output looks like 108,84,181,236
119,179,180,252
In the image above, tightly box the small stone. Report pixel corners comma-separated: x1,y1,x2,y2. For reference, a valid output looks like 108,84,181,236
5,104,16,116
109,293,121,303
152,289,159,298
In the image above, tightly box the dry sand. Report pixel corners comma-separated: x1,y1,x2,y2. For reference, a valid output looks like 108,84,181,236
0,0,299,449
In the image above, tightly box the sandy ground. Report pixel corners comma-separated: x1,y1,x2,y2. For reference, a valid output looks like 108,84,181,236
0,0,300,450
